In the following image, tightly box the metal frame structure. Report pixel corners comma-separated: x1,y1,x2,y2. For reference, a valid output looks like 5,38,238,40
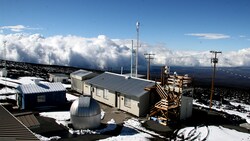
149,68,192,125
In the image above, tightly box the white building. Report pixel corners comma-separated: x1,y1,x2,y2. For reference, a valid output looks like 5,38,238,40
70,70,97,94
48,73,69,83
85,72,155,117
0,68,7,77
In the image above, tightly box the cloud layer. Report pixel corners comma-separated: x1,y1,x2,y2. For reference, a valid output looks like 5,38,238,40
0,33,250,70
0,25,40,32
186,33,230,40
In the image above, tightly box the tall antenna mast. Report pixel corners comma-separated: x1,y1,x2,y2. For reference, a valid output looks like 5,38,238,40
209,50,222,110
144,53,155,80
135,21,140,78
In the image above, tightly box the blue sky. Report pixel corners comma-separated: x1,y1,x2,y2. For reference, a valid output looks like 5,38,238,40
1,0,250,52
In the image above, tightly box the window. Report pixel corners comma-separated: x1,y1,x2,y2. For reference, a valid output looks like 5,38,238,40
103,89,108,100
96,88,103,97
124,96,131,108
37,95,46,102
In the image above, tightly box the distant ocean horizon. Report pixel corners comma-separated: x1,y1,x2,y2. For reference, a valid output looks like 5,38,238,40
116,66,250,89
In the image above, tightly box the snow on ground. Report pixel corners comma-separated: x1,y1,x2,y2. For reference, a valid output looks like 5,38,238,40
38,109,250,141
66,93,78,101
123,118,164,138
99,132,152,141
0,76,65,88
39,111,70,121
0,87,16,94
175,125,250,141
0,76,44,87
193,100,250,123
39,111,156,140
62,83,71,89
34,133,61,141
0,87,16,100
40,111,70,126
0,94,16,100
0,77,19,88
17,77,44,84
99,118,157,141
230,101,250,111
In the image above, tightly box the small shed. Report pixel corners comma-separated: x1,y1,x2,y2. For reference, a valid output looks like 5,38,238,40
70,70,97,94
85,72,155,117
16,82,66,110
48,73,69,83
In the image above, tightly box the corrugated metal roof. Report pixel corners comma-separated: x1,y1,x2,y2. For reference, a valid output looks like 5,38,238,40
15,112,40,128
17,82,65,94
86,72,155,97
0,105,39,141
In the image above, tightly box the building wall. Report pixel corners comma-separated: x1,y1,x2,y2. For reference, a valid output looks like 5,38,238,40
86,84,150,117
71,77,84,94
138,92,150,116
91,86,116,107
119,94,140,116
83,83,91,95
180,96,193,120
51,76,68,83
20,91,66,109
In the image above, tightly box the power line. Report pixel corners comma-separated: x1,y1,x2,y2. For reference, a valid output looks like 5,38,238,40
217,67,250,79
144,53,155,80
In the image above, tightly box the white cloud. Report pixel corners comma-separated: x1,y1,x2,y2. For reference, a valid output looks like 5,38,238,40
0,25,41,32
186,33,230,40
0,33,249,69
239,35,246,38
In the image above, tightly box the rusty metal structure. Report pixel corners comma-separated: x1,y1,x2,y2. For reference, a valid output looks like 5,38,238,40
149,66,192,125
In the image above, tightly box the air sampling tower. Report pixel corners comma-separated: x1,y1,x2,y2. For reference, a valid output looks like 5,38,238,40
131,21,140,77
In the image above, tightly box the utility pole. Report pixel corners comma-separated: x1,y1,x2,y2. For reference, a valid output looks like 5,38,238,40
144,53,155,80
209,51,222,110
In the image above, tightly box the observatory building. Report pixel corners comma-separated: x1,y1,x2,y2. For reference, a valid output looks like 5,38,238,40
70,95,101,129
